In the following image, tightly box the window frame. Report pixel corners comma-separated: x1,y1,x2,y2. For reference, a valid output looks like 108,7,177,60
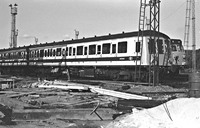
102,43,111,54
118,41,127,53
89,45,96,55
77,46,84,55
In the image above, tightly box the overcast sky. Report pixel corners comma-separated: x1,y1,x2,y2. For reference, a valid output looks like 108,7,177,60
0,0,200,49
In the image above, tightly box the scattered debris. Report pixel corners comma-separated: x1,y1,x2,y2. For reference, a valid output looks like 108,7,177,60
0,103,13,124
0,75,190,127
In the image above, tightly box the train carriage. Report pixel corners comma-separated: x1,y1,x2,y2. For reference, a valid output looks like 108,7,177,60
0,30,186,81
0,47,27,66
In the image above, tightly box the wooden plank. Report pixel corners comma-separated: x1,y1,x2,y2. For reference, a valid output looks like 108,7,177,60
89,87,152,100
50,100,98,106
37,80,89,91
38,84,88,90
8,92,37,98
0,91,18,94
41,81,151,100
7,89,55,98
69,92,97,96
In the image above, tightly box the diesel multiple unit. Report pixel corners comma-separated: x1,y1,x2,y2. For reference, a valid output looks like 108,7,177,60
0,30,185,81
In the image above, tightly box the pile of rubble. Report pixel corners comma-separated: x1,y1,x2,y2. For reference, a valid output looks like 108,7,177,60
0,75,189,127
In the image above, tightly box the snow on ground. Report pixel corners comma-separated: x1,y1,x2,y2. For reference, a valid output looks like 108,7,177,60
106,98,200,128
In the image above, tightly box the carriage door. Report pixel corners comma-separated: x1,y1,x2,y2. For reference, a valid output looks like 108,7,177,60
157,39,164,66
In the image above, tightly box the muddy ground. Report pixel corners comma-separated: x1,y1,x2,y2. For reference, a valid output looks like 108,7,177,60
0,75,188,128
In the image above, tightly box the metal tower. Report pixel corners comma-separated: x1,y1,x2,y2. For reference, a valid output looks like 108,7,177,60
149,0,160,86
135,0,147,81
191,0,196,72
184,0,192,50
9,4,18,48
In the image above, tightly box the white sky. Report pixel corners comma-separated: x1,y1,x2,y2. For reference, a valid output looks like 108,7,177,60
0,0,200,49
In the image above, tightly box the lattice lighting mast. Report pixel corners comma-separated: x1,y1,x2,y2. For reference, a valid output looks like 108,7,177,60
184,0,192,50
149,0,160,86
9,4,18,48
191,0,196,72
137,0,160,86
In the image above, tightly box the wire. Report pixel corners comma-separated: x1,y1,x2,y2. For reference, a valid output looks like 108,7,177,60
161,1,186,22
163,103,173,121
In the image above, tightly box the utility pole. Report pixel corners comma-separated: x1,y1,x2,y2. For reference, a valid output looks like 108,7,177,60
9,4,18,48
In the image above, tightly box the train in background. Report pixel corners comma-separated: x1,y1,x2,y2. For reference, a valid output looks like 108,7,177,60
170,39,186,73
0,30,186,81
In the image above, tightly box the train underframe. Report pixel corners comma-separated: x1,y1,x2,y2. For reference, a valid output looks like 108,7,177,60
0,65,181,82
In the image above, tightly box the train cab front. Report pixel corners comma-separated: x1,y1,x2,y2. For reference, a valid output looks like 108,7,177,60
170,39,186,73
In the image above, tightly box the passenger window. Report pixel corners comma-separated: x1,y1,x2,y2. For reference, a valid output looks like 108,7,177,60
89,45,96,55
112,44,116,54
11,53,14,59
103,43,111,54
21,52,24,58
34,51,36,57
7,53,10,59
77,46,83,55
34,51,36,58
69,47,72,56
9,53,12,59
8,53,10,59
24,52,27,58
62,48,66,56
7,53,9,59
73,48,76,56
31,51,33,58
165,40,170,51
118,41,127,53
136,42,140,53
172,46,177,51
17,52,21,58
48,49,53,56
177,44,181,52
157,39,164,54
2,54,4,59
56,48,61,56
53,49,56,56
84,47,88,55
97,45,101,54
37,51,40,57
40,50,44,57
21,51,24,58
66,47,68,56
44,50,47,57
15,52,17,59
6,53,8,59
148,39,156,54
48,49,50,57
33,51,36,58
